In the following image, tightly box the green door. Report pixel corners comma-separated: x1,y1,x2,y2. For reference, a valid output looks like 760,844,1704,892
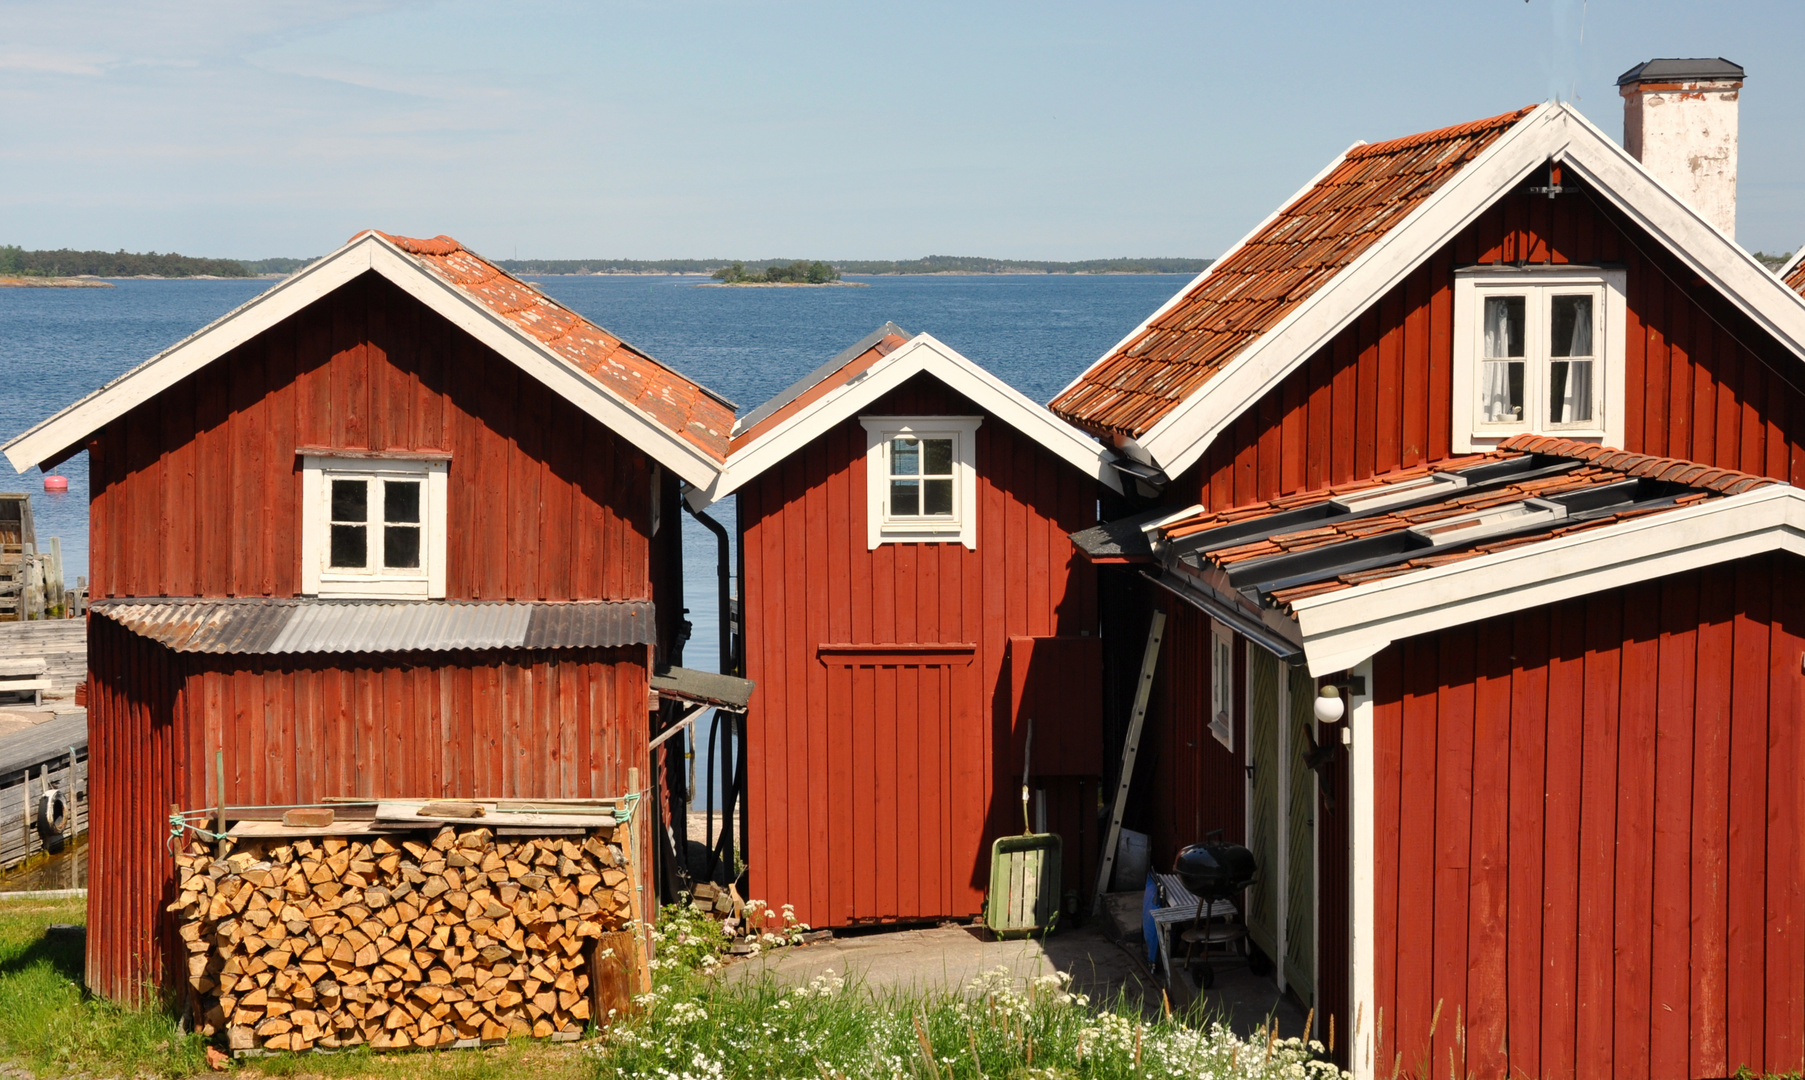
1284,664,1317,1003
1244,648,1282,964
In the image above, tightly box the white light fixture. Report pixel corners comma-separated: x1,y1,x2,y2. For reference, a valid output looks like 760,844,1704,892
1314,685,1345,725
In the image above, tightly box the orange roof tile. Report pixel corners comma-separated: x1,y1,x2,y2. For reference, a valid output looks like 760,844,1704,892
1785,255,1805,298
362,231,734,461
730,329,912,450
1152,434,1775,611
1050,107,1536,438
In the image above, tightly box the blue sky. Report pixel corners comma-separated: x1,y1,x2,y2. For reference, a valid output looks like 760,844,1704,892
1,0,1799,260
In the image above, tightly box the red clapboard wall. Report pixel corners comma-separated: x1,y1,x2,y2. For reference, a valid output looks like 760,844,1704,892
1143,599,1247,863
1370,552,1805,1080
86,272,656,603
1170,182,1805,509
737,373,1099,928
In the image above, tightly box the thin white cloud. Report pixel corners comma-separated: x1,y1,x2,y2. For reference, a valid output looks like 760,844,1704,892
0,50,113,76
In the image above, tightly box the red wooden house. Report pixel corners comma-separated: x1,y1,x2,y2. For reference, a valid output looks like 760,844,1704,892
2,230,735,1002
1052,62,1805,1080
690,325,1120,929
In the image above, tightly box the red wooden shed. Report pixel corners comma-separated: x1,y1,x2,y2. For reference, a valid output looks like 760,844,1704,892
693,326,1120,929
1053,88,1805,1080
2,230,737,1002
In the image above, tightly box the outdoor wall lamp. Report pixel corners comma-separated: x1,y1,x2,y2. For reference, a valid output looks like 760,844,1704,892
1313,684,1346,724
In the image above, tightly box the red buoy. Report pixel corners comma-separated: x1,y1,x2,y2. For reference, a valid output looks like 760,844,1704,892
43,475,68,492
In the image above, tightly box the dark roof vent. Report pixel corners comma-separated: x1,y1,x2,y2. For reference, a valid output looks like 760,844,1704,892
1617,57,1745,85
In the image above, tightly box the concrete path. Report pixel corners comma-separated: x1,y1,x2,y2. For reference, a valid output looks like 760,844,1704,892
724,923,1163,1014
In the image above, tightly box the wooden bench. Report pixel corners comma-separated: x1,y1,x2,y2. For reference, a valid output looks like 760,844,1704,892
0,658,49,708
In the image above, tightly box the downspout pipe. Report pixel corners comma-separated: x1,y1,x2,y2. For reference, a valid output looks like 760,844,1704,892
684,501,739,882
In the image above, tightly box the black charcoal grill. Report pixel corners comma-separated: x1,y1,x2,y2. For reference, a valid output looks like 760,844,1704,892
1169,834,1260,988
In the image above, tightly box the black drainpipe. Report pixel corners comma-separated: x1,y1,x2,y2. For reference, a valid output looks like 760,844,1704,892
684,500,740,884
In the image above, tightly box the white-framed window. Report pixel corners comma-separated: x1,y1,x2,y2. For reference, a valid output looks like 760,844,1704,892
300,454,449,599
1209,619,1234,751
1451,266,1627,452
859,416,982,549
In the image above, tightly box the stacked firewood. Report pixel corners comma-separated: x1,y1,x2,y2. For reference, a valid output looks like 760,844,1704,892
169,825,634,1052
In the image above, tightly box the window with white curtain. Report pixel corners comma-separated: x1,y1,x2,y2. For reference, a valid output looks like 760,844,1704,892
1209,619,1234,751
1452,267,1626,452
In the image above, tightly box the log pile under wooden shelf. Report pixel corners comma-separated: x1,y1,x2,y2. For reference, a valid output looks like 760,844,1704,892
169,824,634,1052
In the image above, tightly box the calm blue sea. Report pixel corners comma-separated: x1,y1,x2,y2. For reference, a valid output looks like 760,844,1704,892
0,272,1186,682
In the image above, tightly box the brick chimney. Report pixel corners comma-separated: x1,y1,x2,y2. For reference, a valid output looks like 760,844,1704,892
1618,58,1745,238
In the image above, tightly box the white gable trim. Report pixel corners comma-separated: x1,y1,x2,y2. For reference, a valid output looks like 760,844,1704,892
2,233,726,488
1131,102,1805,482
693,333,1120,507
1290,484,1805,676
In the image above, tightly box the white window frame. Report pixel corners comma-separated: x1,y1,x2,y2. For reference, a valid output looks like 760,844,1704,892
859,416,982,549
1209,618,1234,751
300,454,449,599
1451,266,1627,453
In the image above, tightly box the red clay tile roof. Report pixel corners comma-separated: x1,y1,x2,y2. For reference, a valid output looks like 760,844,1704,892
730,329,912,450
1155,434,1774,610
1785,254,1805,298
362,231,734,461
1050,107,1537,439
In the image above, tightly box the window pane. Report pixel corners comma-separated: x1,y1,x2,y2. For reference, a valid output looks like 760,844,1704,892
1550,295,1594,358
384,480,421,524
922,438,953,476
1483,296,1525,359
890,480,919,516
384,525,422,569
330,479,367,523
1481,360,1525,422
1549,360,1593,424
329,524,367,568
890,438,919,477
923,478,953,515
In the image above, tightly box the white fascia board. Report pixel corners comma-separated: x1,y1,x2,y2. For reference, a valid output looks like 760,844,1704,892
360,244,722,489
1049,143,1363,412
1139,104,1564,480
697,333,1121,506
3,233,726,489
2,237,378,472
1290,485,1805,676
1550,106,1805,361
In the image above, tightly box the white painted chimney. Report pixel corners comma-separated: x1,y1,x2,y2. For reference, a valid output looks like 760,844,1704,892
1618,58,1745,238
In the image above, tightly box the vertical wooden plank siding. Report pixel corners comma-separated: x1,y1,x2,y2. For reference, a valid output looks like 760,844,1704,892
1369,554,1805,1080
82,643,647,1004
738,374,1099,928
1170,186,1805,509
87,272,652,603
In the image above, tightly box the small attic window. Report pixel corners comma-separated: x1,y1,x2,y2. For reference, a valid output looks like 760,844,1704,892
1407,498,1566,547
300,454,449,598
859,417,981,549
1451,267,1626,452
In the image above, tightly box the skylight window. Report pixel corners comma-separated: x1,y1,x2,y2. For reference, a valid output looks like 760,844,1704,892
1407,498,1567,548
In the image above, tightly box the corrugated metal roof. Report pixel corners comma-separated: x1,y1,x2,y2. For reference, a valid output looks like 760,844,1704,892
90,598,655,654
1145,435,1776,613
650,666,755,711
1050,108,1534,439
360,232,736,462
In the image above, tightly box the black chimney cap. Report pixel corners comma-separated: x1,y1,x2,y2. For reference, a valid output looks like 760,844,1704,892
1617,58,1745,86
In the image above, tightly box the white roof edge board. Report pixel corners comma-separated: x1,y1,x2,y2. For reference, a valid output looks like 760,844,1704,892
1048,140,1366,413
1290,484,1805,676
2,232,726,488
692,332,1122,508
1776,246,1805,282
1129,100,1805,482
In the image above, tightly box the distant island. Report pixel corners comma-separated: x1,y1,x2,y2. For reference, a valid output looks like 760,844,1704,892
2,244,1216,282
704,260,858,287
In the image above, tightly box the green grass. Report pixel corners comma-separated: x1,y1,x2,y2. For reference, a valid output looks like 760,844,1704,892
0,897,209,1078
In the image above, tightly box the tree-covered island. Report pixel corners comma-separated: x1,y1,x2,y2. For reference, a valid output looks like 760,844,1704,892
710,259,843,284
